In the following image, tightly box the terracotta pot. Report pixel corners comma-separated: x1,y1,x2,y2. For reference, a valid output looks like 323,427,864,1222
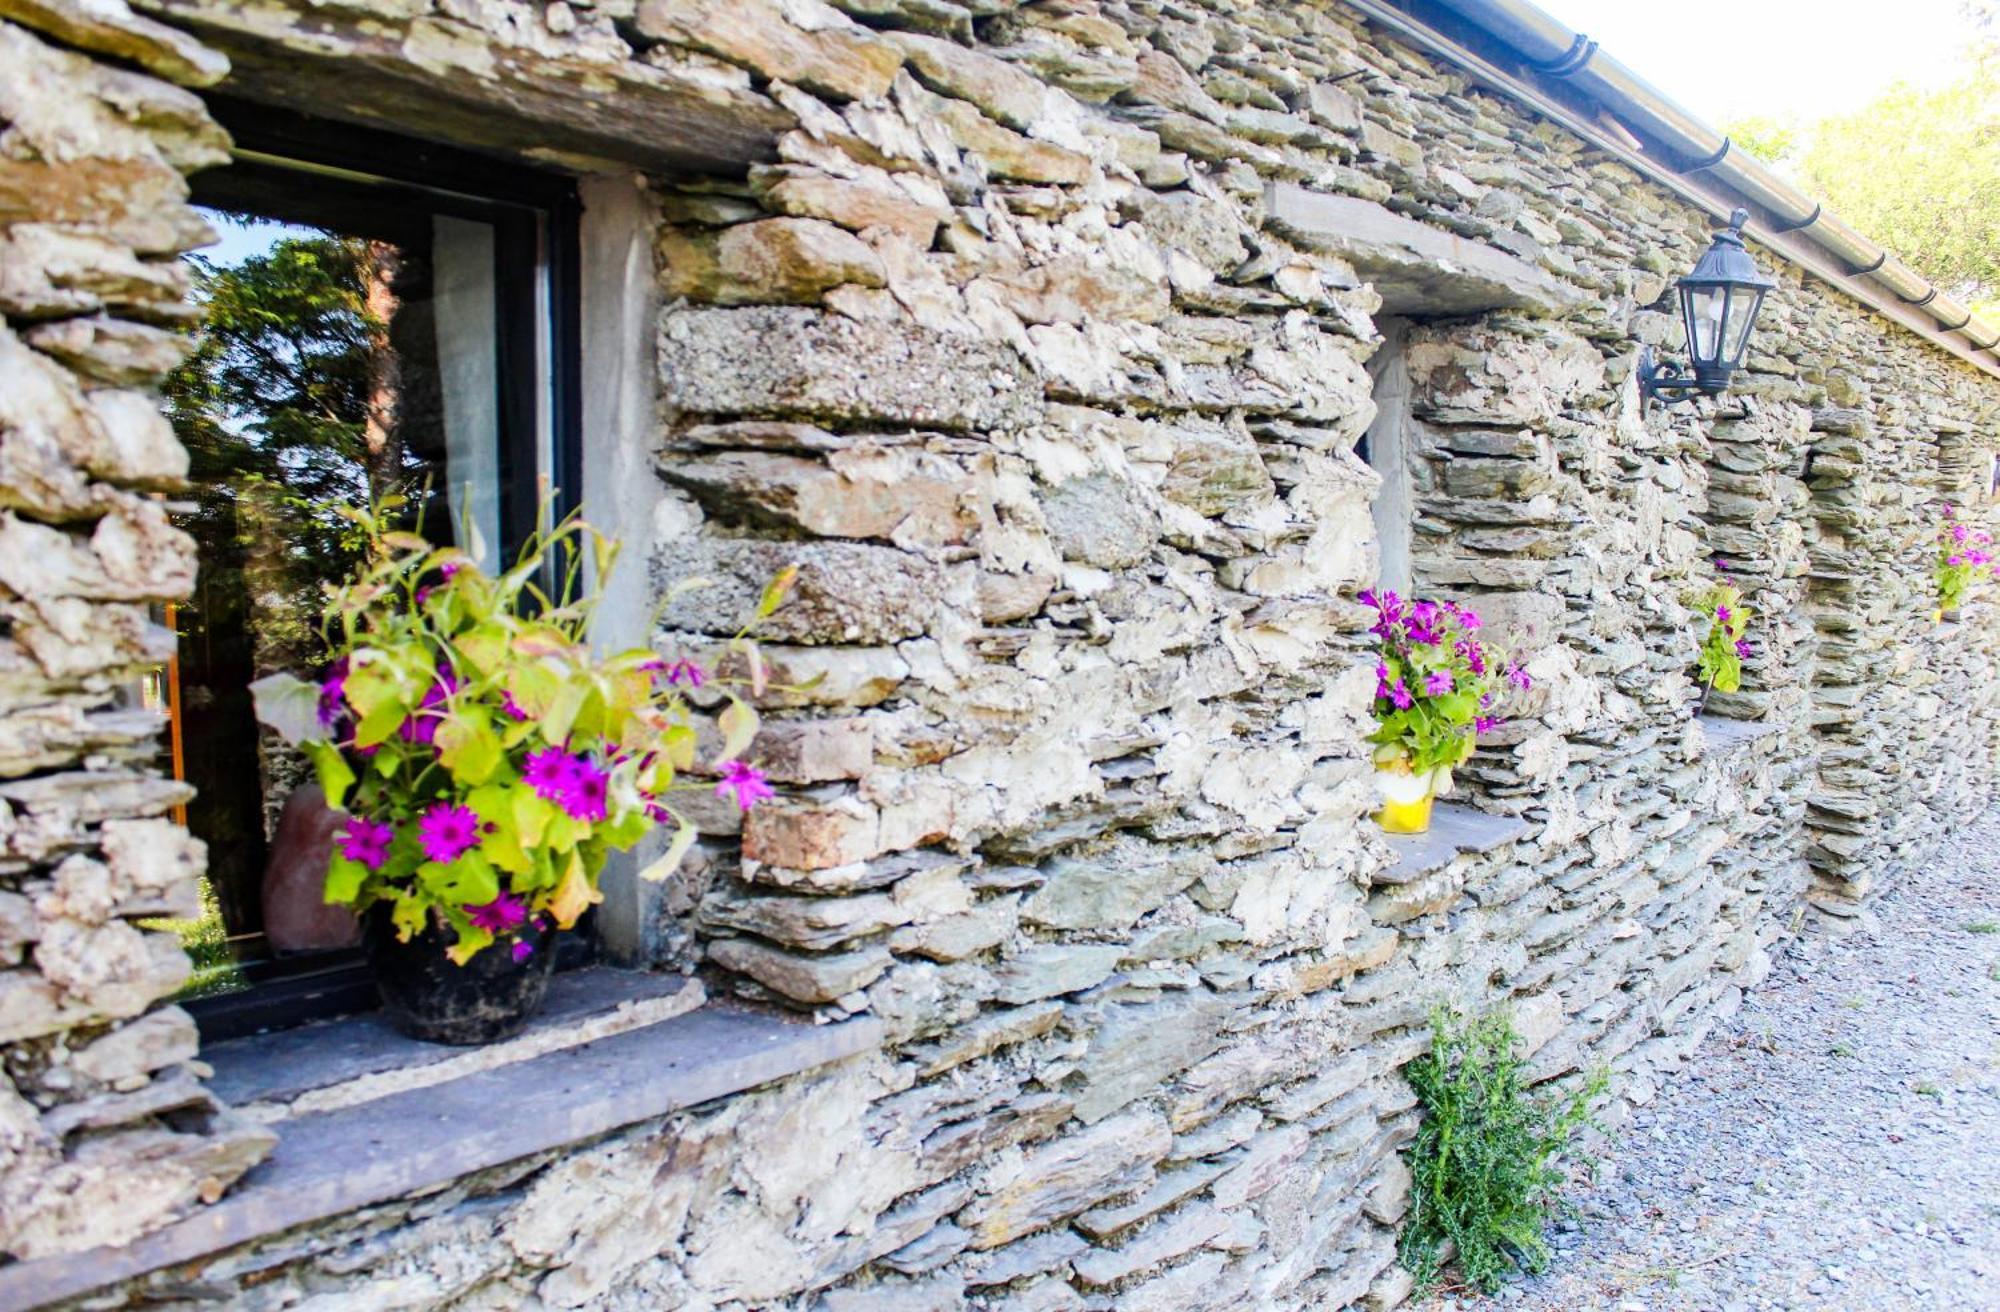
262,783,362,953
361,904,556,1045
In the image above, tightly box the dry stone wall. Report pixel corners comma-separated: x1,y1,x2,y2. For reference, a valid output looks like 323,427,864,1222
0,6,275,1262
3,0,1998,1306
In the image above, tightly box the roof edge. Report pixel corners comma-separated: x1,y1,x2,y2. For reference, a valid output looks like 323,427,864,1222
1345,0,2000,382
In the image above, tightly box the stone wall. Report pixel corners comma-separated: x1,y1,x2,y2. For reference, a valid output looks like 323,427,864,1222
2,0,1998,1306
0,8,276,1263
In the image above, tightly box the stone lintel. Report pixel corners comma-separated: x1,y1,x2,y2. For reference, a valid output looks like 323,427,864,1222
130,0,793,173
0,1002,885,1311
1263,182,1578,316
1375,802,1532,886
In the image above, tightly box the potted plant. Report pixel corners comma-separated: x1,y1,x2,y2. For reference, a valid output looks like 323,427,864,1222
1691,574,1750,715
252,501,785,1044
1359,590,1529,835
1934,503,1993,623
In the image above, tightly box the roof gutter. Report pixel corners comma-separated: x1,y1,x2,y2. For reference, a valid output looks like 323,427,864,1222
1346,0,2000,381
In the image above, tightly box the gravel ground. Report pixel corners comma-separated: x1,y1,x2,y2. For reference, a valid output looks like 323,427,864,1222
1427,811,2000,1312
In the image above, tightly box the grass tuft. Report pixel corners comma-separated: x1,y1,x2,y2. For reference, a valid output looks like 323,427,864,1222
140,880,246,998
1398,1007,1607,1296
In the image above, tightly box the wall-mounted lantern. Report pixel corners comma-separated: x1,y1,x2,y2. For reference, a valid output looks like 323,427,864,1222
1638,207,1777,407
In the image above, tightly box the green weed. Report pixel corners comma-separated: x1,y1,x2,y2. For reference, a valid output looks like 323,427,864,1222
1398,1007,1608,1296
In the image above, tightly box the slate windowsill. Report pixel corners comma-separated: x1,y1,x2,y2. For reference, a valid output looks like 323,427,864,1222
1376,801,1532,885
0,980,884,1312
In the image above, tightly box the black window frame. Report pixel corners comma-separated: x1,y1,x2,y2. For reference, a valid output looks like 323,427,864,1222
179,102,588,1042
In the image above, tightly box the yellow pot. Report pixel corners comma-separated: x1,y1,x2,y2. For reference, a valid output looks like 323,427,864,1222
1374,762,1438,834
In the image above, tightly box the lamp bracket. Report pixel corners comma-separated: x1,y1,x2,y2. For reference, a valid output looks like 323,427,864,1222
1636,345,1715,410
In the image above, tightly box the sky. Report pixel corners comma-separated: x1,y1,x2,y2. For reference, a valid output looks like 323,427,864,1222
196,209,312,268
1537,0,1979,125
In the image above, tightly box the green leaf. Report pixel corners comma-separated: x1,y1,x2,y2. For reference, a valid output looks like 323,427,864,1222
306,741,357,811
324,854,367,905
354,699,406,749
421,851,500,906
715,696,759,765
542,678,587,746
391,892,427,941
755,565,798,620
445,922,493,966
248,673,329,746
436,712,502,786
455,625,510,676
638,815,699,883
343,657,406,718
509,789,553,849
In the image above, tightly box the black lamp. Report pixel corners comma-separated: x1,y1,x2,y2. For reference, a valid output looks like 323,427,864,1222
1638,207,1777,407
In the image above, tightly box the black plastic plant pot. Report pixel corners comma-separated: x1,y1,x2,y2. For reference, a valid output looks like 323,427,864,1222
362,903,557,1045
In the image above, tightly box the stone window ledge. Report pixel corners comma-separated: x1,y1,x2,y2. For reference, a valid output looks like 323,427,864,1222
1375,801,1533,885
0,978,884,1311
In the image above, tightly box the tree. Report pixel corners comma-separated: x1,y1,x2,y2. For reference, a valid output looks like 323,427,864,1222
1727,13,1999,318
163,225,413,933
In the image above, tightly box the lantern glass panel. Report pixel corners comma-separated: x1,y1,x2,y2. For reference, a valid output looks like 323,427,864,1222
1723,284,1763,365
1683,283,1727,365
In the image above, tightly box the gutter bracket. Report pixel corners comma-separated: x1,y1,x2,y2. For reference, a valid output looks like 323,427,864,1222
1767,203,1820,235
1678,138,1730,174
1526,32,1595,77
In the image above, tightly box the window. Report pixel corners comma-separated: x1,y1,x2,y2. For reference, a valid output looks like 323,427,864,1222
153,105,581,1037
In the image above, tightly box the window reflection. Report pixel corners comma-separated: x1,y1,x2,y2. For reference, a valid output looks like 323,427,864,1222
148,159,553,996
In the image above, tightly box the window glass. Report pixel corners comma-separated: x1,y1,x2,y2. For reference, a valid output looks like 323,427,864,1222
149,155,559,999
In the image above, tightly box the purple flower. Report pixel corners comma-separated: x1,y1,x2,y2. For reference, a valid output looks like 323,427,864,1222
1423,670,1454,696
1475,715,1502,734
1360,589,1406,640
1508,661,1533,692
1714,558,1730,572
1456,638,1488,676
1734,638,1753,658
1948,553,1966,568
1714,604,1732,624
510,940,536,963
1374,662,1393,698
317,658,349,729
524,747,583,804
500,691,529,721
1388,679,1414,711
1952,523,1970,545
467,890,526,933
399,664,459,746
663,659,706,689
714,760,776,811
1943,503,1956,518
1404,600,1442,646
337,816,393,871
440,558,466,580
560,757,611,823
418,802,481,864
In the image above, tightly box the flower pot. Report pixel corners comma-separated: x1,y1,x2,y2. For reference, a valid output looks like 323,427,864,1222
1374,762,1439,835
362,903,557,1045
